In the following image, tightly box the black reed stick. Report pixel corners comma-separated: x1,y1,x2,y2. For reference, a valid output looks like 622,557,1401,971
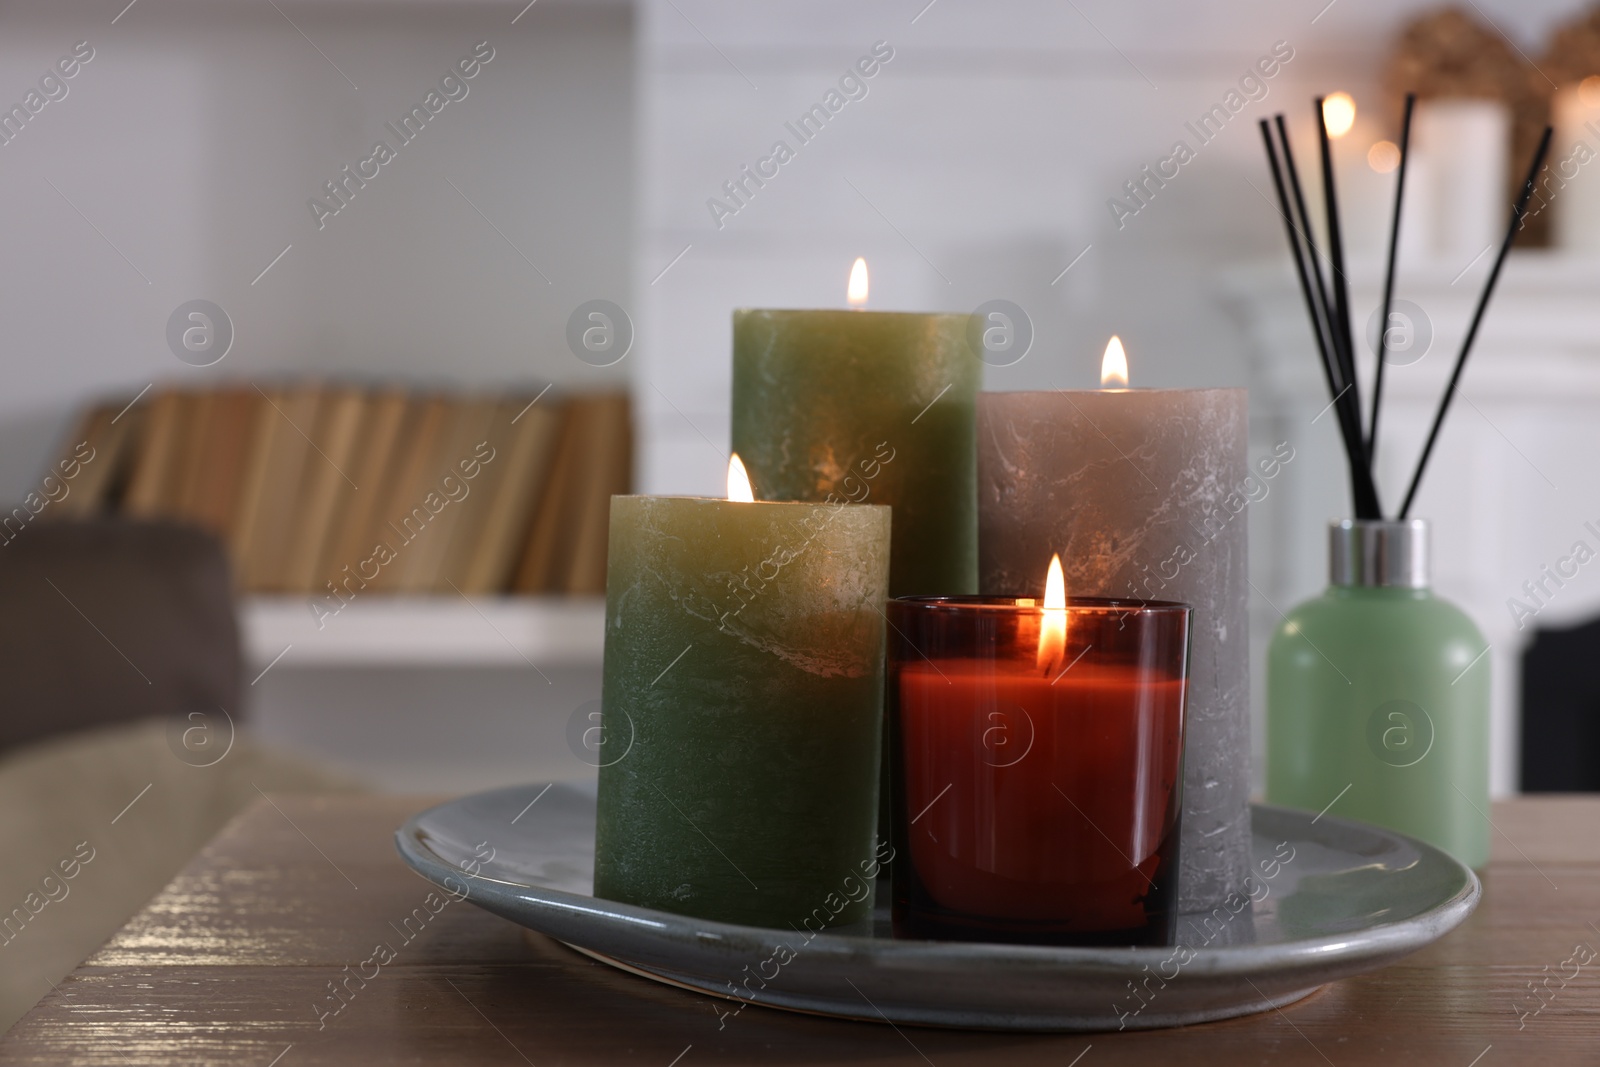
1259,120,1342,404
1315,97,1371,497
1369,94,1416,460
1274,116,1343,393
1276,112,1381,518
1262,116,1382,520
1398,126,1553,519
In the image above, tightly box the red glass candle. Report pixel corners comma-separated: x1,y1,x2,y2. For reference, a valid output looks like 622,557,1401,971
888,577,1190,947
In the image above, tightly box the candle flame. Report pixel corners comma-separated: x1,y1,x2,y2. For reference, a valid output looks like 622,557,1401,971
1036,554,1067,672
1322,92,1356,139
727,453,755,502
1100,335,1130,389
847,257,869,307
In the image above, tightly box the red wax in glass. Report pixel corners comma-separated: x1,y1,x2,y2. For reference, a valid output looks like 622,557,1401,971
888,596,1190,946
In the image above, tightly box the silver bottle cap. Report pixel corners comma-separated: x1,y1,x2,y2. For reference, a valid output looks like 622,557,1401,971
1329,519,1429,589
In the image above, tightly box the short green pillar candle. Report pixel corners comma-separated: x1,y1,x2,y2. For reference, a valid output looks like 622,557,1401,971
594,491,892,929
732,307,981,597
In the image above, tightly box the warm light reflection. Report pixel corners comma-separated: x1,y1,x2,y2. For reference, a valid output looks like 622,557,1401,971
1581,76,1600,108
1101,335,1130,389
727,453,755,502
1036,554,1067,672
847,257,869,307
1368,140,1400,173
1323,92,1356,138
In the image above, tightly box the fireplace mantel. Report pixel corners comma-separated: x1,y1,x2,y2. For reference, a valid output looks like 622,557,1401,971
1224,251,1600,796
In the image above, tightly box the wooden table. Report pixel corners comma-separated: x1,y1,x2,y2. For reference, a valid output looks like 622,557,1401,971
4,795,1597,1065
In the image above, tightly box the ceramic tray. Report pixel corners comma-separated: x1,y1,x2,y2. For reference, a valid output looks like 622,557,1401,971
395,783,1478,1031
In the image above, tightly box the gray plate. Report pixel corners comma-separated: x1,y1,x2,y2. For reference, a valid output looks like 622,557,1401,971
395,783,1479,1031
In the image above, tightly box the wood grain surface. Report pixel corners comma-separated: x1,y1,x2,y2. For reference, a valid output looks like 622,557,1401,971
4,794,1598,1065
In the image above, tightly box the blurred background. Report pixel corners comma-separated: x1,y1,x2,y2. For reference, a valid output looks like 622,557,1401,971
6,0,1600,812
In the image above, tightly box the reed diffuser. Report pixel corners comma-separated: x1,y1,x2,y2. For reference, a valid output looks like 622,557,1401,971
1260,94,1551,869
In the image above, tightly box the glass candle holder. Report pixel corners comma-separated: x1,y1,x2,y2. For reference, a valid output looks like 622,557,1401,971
887,595,1191,947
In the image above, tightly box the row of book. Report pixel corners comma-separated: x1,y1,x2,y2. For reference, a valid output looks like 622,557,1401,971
45,385,632,596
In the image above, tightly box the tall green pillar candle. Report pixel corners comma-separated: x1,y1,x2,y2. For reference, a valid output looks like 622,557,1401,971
732,304,981,597
594,487,891,929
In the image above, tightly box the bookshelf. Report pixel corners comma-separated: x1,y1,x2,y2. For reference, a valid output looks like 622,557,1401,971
240,595,606,669
40,384,629,675
48,385,632,605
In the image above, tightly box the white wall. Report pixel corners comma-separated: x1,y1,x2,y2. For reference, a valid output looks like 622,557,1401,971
0,0,635,498
634,0,1583,497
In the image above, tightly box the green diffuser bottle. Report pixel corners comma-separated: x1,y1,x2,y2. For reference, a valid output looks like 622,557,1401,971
1267,519,1490,868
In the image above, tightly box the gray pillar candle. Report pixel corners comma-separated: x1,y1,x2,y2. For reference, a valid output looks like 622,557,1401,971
976,365,1251,914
